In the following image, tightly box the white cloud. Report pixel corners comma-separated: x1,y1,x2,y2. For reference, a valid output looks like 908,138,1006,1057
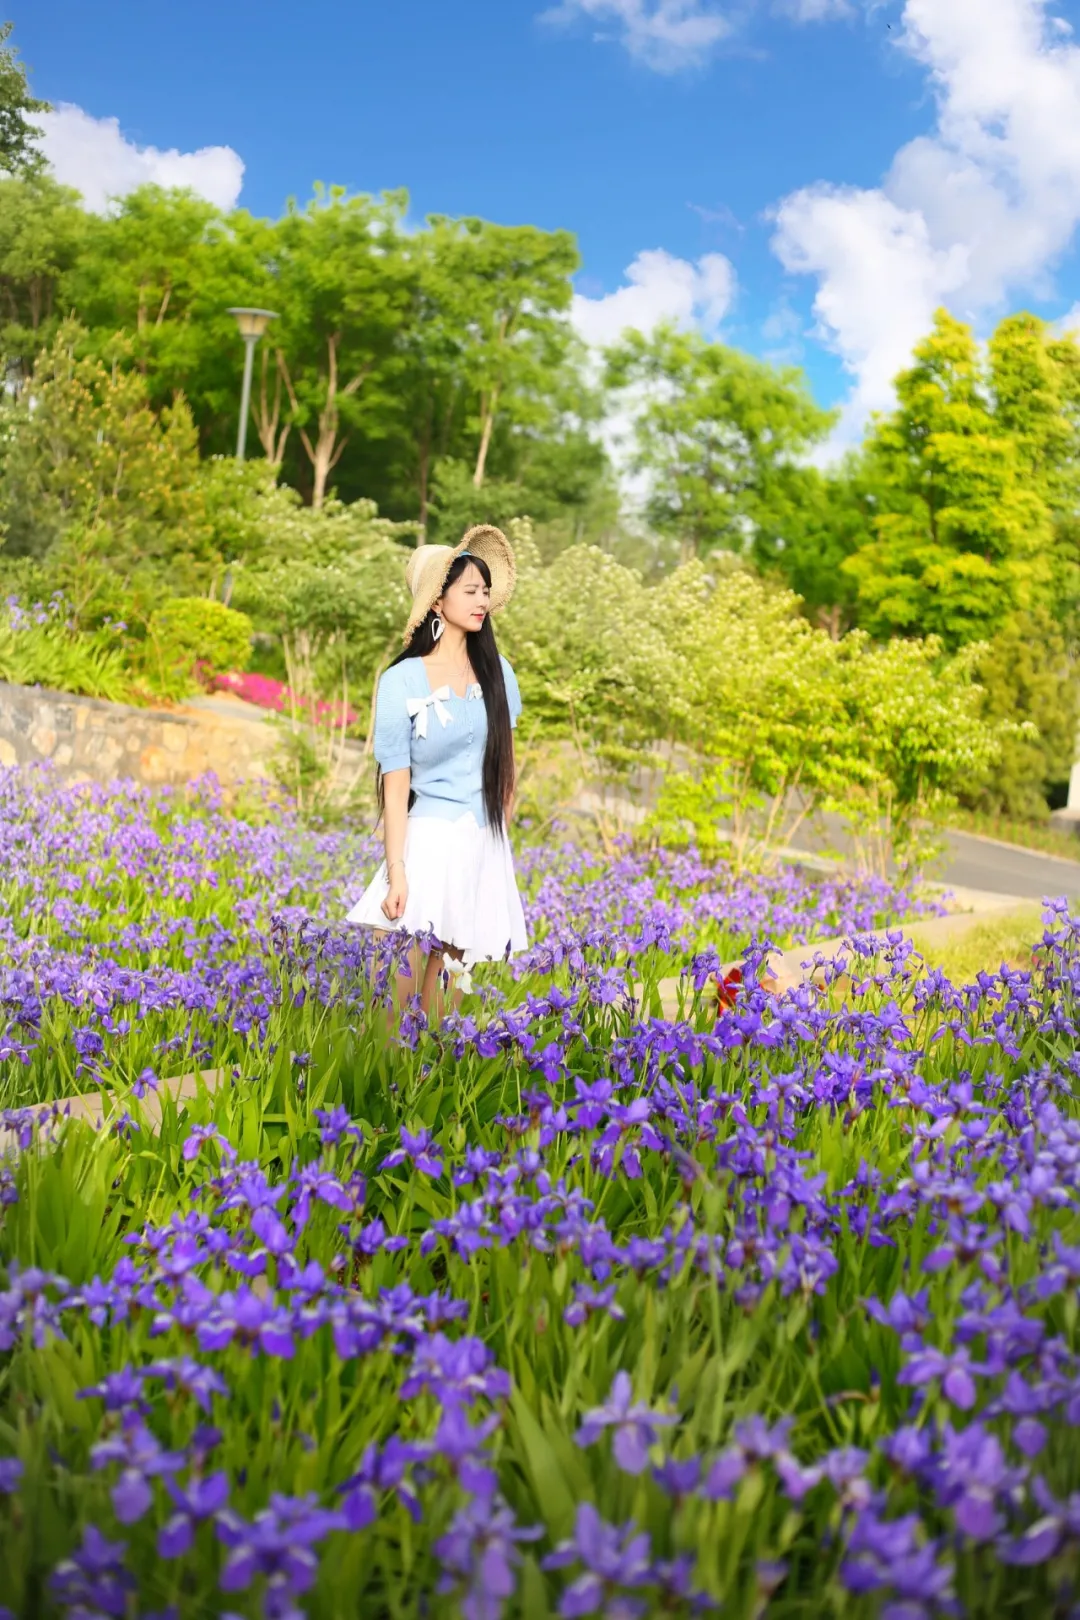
540,0,734,72
39,103,244,213
775,0,851,17
573,248,737,504
541,0,850,68
572,247,737,346
772,0,1080,442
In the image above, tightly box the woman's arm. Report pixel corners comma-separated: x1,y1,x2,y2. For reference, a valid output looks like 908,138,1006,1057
381,768,411,921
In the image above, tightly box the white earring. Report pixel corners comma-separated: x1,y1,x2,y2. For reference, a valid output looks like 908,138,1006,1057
432,614,444,643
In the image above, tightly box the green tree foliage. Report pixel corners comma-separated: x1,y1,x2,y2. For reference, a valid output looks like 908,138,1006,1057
0,174,85,379
2,144,1076,826
499,543,1002,869
844,310,1054,648
0,323,214,607
266,188,417,508
762,458,871,638
423,218,580,490
229,487,416,710
0,23,48,177
962,608,1077,818
66,186,266,449
0,174,604,530
604,323,834,561
988,311,1080,632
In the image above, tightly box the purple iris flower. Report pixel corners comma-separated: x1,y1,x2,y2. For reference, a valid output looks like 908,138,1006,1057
840,1508,956,1617
216,1493,345,1603
79,1365,149,1414
49,1525,136,1618
159,1470,230,1558
339,1437,430,1529
999,1478,1080,1565
383,1127,444,1179
181,1123,235,1164
90,1419,186,1524
435,1490,542,1620
651,1456,701,1496
543,1502,654,1618
564,1284,625,1328
929,1422,1026,1542
576,1372,678,1475
898,1346,984,1411
143,1355,229,1413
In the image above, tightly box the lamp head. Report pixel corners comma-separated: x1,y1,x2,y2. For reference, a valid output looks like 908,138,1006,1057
227,307,278,340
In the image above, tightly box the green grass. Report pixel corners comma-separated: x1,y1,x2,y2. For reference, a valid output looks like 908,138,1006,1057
905,904,1044,982
947,807,1080,862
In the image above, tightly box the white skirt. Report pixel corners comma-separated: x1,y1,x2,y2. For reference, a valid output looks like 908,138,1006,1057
345,811,528,967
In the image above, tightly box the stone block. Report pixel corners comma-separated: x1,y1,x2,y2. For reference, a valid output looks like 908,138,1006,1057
0,738,16,767
92,735,124,773
161,722,189,756
29,726,57,756
139,745,172,783
54,743,73,766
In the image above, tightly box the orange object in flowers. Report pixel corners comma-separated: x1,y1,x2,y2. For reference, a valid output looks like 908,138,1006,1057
715,967,743,1010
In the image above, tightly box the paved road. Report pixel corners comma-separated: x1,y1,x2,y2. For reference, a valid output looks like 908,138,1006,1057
931,829,1080,902
787,817,1080,902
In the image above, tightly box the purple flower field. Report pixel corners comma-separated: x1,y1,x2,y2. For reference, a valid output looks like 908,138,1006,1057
0,766,1078,1620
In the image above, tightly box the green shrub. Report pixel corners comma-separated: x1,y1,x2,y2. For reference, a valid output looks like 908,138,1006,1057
0,605,132,702
146,597,253,685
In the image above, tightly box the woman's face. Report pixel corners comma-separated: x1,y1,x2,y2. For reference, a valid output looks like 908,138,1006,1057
437,562,491,635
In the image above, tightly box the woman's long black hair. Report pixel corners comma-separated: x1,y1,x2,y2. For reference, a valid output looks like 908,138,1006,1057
376,553,515,834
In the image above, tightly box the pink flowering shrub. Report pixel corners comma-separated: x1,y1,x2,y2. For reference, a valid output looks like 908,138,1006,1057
212,669,358,727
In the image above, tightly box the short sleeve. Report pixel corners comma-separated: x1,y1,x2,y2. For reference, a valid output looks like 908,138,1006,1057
501,656,522,730
373,666,412,772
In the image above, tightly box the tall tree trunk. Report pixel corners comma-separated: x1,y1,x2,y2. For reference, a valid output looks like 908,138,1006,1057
252,348,291,465
473,386,499,489
279,334,369,508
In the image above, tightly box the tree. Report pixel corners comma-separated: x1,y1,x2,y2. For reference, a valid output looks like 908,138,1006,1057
0,323,214,607
425,218,580,490
0,23,48,177
760,458,870,638
229,487,416,727
66,186,270,453
268,188,416,508
958,608,1077,818
604,323,834,561
988,311,1080,635
0,173,86,381
844,310,1053,648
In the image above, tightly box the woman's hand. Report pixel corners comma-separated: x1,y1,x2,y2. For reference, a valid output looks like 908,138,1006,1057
382,870,408,921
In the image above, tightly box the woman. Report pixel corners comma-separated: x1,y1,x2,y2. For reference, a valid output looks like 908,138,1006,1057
346,525,528,1015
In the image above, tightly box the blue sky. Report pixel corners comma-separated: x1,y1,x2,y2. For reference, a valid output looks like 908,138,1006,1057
16,0,1080,437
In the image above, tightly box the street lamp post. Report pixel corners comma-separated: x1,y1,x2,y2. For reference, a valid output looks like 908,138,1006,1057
227,307,278,460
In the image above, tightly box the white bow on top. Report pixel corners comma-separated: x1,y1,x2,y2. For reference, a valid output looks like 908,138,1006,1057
406,686,453,739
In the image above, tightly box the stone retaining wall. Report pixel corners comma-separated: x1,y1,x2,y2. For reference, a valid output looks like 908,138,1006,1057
0,680,287,790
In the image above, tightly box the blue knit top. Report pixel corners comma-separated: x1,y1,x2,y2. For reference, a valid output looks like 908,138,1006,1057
372,655,522,827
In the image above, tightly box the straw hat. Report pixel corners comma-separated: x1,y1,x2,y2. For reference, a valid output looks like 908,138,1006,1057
402,525,516,646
